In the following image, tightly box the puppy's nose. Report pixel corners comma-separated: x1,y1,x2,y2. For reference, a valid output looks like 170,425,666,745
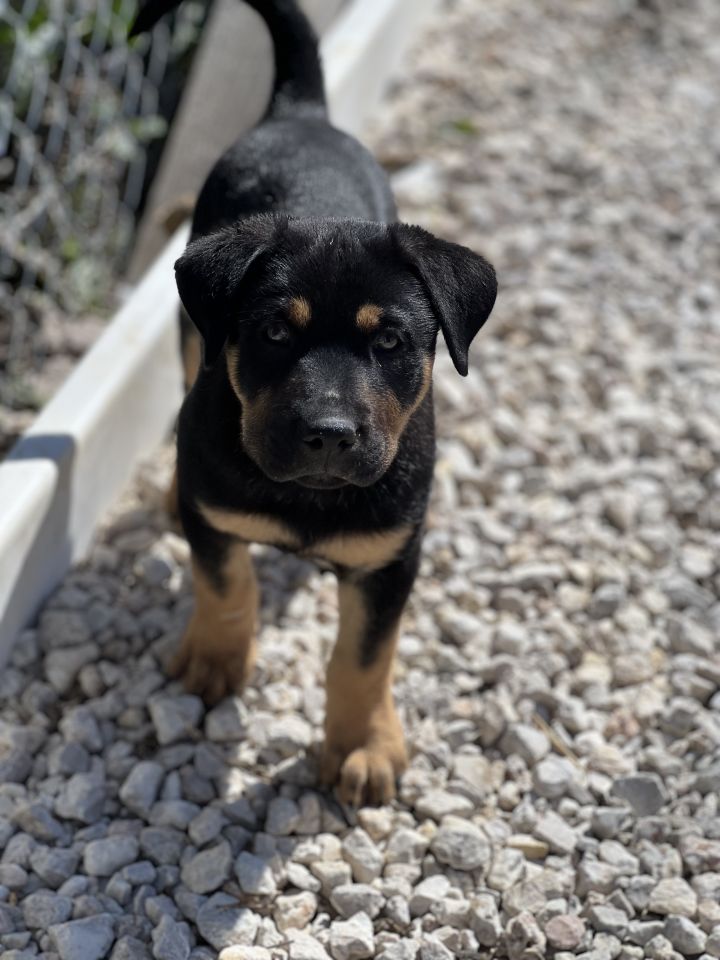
302,417,358,452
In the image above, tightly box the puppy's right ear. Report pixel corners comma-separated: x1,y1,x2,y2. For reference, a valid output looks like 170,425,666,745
174,215,285,367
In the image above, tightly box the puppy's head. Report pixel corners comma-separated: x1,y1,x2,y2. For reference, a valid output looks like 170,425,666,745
175,216,496,489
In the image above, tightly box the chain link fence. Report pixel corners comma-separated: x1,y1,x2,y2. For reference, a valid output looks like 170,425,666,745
0,0,206,426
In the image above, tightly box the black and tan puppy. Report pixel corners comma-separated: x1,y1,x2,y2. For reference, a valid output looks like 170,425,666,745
131,0,497,805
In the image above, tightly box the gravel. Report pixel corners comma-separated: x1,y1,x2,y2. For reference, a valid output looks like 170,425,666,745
1,0,720,957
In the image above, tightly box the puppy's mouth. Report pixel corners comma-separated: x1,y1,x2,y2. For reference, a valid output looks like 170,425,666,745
295,474,349,490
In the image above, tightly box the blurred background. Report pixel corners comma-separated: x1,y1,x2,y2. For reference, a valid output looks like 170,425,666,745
0,0,207,451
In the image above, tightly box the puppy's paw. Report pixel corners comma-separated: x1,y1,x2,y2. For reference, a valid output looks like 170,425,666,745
320,730,407,807
168,627,255,706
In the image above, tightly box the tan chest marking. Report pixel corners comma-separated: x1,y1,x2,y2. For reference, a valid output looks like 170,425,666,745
200,504,300,549
201,503,411,572
311,526,412,571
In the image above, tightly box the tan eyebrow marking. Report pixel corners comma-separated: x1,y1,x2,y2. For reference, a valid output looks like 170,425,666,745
356,304,383,333
288,296,311,328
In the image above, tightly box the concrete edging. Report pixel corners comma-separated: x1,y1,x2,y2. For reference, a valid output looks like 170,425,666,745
0,0,440,662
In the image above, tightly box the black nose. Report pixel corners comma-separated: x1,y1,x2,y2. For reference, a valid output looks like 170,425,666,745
302,417,359,452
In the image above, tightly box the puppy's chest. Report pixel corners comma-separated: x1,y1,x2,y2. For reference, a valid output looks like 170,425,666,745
200,503,409,572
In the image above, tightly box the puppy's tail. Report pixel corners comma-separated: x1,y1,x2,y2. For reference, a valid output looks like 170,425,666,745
130,0,326,120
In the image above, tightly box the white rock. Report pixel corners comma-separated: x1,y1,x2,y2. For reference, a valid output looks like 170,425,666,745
341,829,383,883
648,878,698,918
409,875,451,916
328,912,375,960
273,891,317,932
330,883,384,919
414,790,474,821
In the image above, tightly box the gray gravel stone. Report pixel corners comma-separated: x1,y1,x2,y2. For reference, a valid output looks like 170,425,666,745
500,724,551,764
587,904,629,938
0,747,32,783
13,803,66,843
188,808,227,847
45,644,98,694
418,939,453,960
49,914,115,960
59,706,104,752
234,852,276,896
663,916,706,955
22,890,73,929
119,762,165,818
204,700,248,743
265,716,313,755
29,847,80,888
265,797,301,836
330,884,384,919
533,811,577,855
430,818,491,871
196,894,260,951
110,937,152,960
140,828,186,866
533,757,576,799
611,774,667,816
181,840,233,895
84,837,140,877
149,696,204,746
0,864,27,890
152,915,191,960
55,773,107,824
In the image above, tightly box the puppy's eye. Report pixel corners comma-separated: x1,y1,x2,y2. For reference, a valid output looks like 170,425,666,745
373,330,401,352
264,322,291,344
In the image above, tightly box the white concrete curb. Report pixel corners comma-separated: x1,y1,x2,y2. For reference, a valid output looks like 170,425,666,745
0,0,440,662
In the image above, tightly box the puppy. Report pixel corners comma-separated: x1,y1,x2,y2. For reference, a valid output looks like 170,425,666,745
131,0,497,805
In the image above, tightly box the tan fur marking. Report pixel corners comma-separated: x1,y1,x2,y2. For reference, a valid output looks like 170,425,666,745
288,296,312,328
321,582,407,805
169,546,259,704
225,345,245,403
182,329,202,391
225,345,275,465
372,356,434,469
200,503,300,550
312,525,411,571
356,303,383,333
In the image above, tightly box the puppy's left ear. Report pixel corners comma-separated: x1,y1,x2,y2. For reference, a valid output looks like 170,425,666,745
174,215,285,367
392,224,497,375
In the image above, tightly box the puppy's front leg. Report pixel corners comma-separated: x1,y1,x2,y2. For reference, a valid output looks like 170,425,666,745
321,545,420,806
170,522,258,705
